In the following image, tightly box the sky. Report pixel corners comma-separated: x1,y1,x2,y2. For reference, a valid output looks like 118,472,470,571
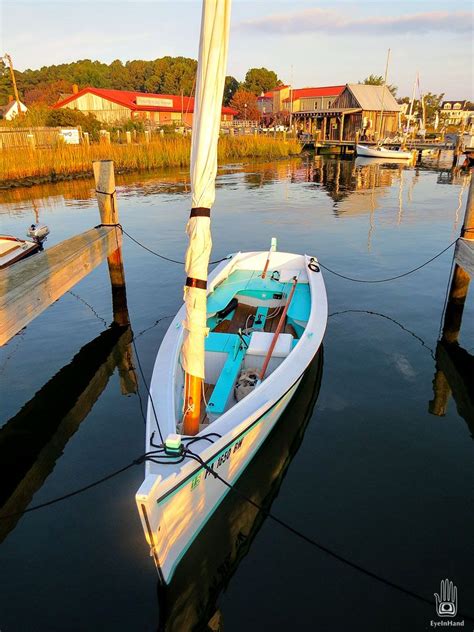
0,0,472,99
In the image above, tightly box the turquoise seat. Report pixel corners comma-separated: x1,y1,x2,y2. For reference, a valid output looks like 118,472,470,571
287,283,311,322
205,334,248,416
207,270,290,314
207,270,256,314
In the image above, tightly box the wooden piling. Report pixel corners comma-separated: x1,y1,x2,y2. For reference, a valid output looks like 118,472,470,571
144,130,150,144
126,131,132,144
83,132,90,146
441,171,473,344
92,160,129,327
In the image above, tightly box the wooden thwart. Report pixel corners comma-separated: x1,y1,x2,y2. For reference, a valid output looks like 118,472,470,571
0,226,121,346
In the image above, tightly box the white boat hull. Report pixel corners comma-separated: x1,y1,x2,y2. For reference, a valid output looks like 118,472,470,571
356,144,413,160
136,250,327,584
0,236,39,269
138,376,301,584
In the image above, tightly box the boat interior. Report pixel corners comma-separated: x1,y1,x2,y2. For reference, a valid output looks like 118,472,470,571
177,264,312,429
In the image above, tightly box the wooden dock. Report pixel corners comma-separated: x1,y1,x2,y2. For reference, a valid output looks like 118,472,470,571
0,160,126,346
302,138,456,153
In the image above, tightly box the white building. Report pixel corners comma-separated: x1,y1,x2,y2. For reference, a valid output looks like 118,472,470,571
0,99,28,120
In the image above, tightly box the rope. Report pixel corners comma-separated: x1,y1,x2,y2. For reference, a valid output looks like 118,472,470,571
328,309,435,359
318,240,457,283
184,448,474,622
3,440,473,622
121,228,230,266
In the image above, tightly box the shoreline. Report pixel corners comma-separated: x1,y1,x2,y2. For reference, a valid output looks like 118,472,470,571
0,136,302,190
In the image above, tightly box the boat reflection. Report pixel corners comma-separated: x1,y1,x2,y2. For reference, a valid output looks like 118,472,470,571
156,348,324,632
0,323,136,542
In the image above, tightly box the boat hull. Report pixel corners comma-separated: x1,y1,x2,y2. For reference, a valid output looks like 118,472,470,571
0,236,40,269
137,375,301,585
356,144,413,160
136,250,327,584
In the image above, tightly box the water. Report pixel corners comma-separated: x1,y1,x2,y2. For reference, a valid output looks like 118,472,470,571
1,155,473,631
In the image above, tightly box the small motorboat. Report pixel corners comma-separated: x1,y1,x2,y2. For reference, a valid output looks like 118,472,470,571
0,235,40,269
356,144,413,160
0,224,50,270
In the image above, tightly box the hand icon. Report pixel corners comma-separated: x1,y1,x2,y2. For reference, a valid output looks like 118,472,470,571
434,579,457,618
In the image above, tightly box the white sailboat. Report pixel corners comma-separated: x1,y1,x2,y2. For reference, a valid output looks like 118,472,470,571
356,50,413,161
135,0,327,585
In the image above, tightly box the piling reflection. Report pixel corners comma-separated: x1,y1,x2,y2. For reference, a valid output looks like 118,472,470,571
156,349,324,632
430,204,474,434
0,323,137,542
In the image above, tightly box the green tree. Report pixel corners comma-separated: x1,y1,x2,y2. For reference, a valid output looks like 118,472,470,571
360,74,397,97
45,108,103,139
398,92,444,125
223,76,239,105
243,67,280,95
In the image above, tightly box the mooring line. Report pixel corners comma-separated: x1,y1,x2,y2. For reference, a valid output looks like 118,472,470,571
318,240,457,284
328,309,435,358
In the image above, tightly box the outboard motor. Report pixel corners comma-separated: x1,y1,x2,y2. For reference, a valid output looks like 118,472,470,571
27,223,50,250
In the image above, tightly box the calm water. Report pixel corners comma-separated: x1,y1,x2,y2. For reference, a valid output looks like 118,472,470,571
1,155,473,631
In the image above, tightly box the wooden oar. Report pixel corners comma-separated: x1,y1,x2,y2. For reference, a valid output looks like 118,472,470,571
261,237,277,279
259,276,298,381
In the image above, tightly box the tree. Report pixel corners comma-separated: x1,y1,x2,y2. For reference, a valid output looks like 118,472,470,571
398,92,444,125
360,74,397,97
243,67,280,95
229,89,259,120
223,76,239,105
45,108,102,138
24,79,73,106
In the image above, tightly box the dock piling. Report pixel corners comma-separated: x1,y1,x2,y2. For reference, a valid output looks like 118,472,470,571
93,160,129,327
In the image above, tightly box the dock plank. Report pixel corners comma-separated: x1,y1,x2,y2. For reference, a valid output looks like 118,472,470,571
454,238,474,277
0,226,121,346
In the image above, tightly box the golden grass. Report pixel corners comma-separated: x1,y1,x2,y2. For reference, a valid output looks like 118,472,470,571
0,135,302,183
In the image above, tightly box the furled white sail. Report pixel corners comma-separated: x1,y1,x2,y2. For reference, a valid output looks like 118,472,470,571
182,0,231,380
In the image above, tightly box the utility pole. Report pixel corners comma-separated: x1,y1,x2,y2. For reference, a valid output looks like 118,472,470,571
3,53,23,117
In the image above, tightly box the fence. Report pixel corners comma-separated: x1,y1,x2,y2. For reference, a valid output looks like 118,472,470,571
0,127,81,149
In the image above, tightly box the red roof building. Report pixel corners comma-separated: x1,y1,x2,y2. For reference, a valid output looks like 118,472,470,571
53,87,238,126
282,86,345,112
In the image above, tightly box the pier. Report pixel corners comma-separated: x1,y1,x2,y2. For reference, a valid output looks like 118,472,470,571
0,160,127,345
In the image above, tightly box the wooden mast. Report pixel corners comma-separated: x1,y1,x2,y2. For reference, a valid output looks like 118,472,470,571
377,48,390,144
182,0,231,435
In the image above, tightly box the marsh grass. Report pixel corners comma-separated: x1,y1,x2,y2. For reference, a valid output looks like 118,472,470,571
0,136,302,184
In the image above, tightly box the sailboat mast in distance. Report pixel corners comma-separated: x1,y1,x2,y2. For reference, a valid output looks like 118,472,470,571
182,0,232,435
377,48,390,143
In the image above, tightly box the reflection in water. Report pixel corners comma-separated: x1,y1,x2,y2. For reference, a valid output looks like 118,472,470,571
0,323,136,542
430,246,474,436
157,350,324,632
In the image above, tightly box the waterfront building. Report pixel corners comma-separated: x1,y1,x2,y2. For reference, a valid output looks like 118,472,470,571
53,86,237,126
281,86,345,114
293,83,402,142
440,101,474,127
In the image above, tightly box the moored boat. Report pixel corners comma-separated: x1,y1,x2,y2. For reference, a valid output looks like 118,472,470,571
356,144,413,160
0,235,40,269
0,223,50,270
136,250,327,583
135,0,327,585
